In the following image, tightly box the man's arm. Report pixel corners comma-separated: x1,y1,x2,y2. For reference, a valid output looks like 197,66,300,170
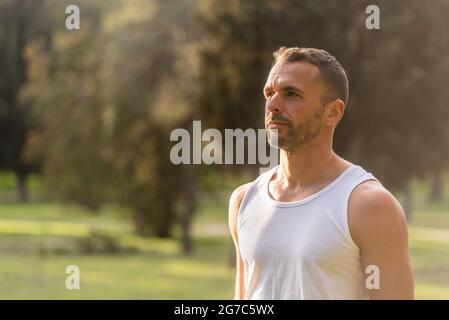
228,183,251,300
348,180,415,299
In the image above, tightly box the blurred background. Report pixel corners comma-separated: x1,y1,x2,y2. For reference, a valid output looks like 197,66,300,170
1,0,449,299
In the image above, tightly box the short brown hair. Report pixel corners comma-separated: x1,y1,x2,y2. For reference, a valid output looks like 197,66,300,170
273,47,349,105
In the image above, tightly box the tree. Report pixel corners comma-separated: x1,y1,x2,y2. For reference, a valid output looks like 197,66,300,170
0,0,46,201
198,0,449,219
22,0,201,253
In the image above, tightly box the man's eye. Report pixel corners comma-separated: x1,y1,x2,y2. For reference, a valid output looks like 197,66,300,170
286,91,299,97
265,92,274,98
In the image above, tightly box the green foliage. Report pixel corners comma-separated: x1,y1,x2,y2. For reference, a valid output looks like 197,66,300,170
3,0,449,247
198,0,449,191
21,0,199,238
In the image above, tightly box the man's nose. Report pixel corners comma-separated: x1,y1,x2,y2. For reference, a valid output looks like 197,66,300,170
266,92,282,113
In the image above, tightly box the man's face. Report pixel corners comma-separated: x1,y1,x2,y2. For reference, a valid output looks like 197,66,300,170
264,61,327,152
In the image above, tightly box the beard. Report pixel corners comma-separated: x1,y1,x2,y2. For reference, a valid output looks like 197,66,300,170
267,105,325,152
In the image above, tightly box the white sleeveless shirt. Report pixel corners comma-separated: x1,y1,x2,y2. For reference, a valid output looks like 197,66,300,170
237,164,380,300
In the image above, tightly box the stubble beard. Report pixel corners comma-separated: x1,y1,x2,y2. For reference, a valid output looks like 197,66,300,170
267,105,325,152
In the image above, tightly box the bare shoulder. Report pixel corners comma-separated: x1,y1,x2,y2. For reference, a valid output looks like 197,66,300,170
228,182,252,234
229,183,252,210
348,180,408,248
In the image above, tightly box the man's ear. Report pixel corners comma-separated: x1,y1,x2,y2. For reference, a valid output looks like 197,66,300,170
324,99,345,127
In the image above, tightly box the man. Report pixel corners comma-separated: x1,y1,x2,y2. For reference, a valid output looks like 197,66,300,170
228,47,414,300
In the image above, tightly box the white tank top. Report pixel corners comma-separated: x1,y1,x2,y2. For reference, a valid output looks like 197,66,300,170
237,164,380,300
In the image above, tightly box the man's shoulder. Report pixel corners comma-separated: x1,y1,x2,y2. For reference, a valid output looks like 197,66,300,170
348,180,408,246
350,180,400,213
229,182,253,210
228,182,253,237
229,168,274,208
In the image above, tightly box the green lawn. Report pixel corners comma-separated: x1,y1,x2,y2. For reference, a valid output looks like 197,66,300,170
1,175,449,299
0,199,236,299
0,238,234,299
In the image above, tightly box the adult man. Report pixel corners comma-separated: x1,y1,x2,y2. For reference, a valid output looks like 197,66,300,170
228,47,414,300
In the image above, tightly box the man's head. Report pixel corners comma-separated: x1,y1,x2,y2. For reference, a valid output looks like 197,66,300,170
264,47,348,152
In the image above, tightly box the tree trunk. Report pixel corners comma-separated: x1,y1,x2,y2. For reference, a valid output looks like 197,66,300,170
155,210,172,238
428,170,443,203
403,182,413,221
15,172,28,202
133,211,152,237
180,164,196,254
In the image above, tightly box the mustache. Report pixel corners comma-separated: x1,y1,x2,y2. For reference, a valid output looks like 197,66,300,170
267,113,292,125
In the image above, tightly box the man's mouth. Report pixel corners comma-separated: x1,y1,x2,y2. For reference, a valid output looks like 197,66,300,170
267,121,289,129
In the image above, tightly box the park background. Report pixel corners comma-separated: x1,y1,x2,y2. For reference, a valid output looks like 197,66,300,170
1,0,449,299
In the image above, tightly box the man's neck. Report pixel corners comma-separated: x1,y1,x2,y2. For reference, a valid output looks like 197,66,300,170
276,143,350,189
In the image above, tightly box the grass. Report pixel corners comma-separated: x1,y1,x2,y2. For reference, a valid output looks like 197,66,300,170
0,238,234,299
1,173,449,299
0,199,235,299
